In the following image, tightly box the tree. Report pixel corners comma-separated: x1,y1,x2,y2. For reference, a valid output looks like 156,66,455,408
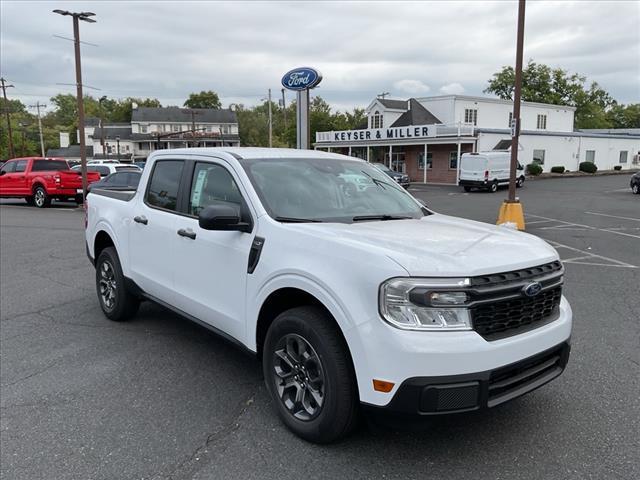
484,61,622,129
184,90,222,109
606,103,640,129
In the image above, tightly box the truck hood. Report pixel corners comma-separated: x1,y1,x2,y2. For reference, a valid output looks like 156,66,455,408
295,214,558,277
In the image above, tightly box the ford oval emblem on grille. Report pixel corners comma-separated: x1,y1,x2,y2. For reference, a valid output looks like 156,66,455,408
523,281,542,297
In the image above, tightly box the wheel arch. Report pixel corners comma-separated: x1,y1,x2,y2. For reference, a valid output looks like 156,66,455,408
93,229,116,266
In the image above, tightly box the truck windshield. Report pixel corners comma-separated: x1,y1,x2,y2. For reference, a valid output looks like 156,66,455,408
240,157,425,223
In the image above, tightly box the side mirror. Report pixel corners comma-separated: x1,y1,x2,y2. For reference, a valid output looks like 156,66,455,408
198,203,252,233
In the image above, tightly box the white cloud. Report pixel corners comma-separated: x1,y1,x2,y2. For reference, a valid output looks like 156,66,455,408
439,83,466,95
393,79,431,95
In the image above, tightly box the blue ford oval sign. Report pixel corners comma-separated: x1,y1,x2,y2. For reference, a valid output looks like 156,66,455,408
523,281,542,297
281,67,322,91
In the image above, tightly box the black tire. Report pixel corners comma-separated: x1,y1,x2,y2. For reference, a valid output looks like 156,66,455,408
463,186,471,192
95,247,139,321
632,184,639,194
33,185,51,208
489,181,498,193
75,194,84,204
516,176,525,188
263,306,358,443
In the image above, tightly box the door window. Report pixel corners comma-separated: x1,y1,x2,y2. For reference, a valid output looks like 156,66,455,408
188,162,242,216
0,161,16,174
14,160,28,172
146,160,184,212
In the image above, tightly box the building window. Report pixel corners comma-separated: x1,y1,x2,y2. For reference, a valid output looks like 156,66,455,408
418,152,433,170
464,109,477,125
172,124,180,132
619,151,628,164
585,150,595,163
140,125,148,134
508,112,513,128
536,114,547,130
371,111,383,129
222,125,230,134
206,125,213,133
449,151,459,169
533,149,545,165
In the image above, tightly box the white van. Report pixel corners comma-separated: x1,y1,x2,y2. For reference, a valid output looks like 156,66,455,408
459,152,525,192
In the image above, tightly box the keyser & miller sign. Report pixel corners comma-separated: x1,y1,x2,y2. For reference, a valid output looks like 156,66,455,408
323,124,437,142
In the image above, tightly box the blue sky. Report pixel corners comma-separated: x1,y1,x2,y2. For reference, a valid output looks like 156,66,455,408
1,1,638,115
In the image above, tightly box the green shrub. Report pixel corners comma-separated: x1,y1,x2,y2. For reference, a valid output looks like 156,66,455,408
579,162,598,173
526,163,543,175
550,166,565,174
614,165,622,171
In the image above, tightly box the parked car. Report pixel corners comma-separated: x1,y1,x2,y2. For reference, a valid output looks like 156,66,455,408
630,171,640,194
87,160,121,165
73,163,141,178
86,148,572,443
87,170,142,192
372,162,410,188
459,152,525,192
0,157,100,207
134,161,146,170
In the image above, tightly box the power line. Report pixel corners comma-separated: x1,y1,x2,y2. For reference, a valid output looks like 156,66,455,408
1,77,16,158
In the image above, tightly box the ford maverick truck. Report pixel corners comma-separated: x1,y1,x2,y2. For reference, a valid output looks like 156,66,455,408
85,147,572,443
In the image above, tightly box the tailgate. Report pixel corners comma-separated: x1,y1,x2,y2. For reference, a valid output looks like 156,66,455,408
59,170,100,188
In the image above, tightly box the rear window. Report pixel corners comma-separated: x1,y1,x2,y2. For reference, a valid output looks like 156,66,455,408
146,160,184,212
114,166,140,172
88,166,111,177
32,160,70,171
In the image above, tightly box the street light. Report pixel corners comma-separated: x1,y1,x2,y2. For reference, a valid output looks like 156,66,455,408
99,95,107,157
53,9,96,199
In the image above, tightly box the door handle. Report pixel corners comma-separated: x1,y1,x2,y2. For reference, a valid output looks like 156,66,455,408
177,228,196,240
133,215,148,225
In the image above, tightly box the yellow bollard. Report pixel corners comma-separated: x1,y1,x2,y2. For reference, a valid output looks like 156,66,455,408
497,200,525,230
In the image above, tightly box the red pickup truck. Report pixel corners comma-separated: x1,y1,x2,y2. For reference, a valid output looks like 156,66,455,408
0,157,100,207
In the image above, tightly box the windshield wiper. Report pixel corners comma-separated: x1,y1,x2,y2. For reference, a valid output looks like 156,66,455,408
274,216,323,223
352,214,413,222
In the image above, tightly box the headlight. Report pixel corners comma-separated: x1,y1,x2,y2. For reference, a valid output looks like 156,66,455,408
379,278,472,331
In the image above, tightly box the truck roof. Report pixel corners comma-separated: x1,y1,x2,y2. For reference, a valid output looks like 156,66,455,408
148,147,354,162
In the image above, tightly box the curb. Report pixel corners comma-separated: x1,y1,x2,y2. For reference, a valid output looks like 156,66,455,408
526,169,640,180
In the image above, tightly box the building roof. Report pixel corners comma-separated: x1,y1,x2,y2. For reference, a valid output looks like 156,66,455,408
131,107,237,124
578,128,640,135
91,125,134,140
46,145,94,158
416,94,578,112
477,128,640,140
377,99,407,110
84,117,100,127
391,99,441,127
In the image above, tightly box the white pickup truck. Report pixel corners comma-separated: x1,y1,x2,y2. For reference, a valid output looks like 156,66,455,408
85,147,572,443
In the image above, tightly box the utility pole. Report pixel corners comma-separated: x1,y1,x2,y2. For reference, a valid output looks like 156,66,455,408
53,9,96,199
28,101,47,157
183,109,202,147
268,89,273,148
0,77,15,158
281,88,287,134
497,0,526,230
377,91,390,99
99,96,107,156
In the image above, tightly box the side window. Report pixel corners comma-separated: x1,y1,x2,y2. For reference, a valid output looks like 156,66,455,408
14,160,28,172
1,161,16,174
146,160,184,212
188,162,242,216
97,166,110,177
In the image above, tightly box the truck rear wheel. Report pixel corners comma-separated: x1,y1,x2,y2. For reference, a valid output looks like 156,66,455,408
95,247,139,321
33,186,51,208
263,306,358,443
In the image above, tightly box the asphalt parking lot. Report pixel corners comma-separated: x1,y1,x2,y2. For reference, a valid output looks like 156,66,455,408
1,174,638,480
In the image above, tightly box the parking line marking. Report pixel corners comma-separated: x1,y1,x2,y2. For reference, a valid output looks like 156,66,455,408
546,240,638,268
526,220,556,225
584,212,640,222
527,214,640,240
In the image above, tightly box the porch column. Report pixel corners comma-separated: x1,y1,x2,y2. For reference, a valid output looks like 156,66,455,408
366,145,370,162
423,144,427,184
456,140,462,185
388,145,392,168
348,146,352,157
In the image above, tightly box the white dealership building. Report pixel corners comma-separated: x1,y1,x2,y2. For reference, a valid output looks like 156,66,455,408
314,95,640,184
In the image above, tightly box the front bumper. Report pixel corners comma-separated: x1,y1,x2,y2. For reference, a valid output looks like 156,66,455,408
363,341,570,417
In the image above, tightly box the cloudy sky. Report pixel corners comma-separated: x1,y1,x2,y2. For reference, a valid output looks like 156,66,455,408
1,0,638,115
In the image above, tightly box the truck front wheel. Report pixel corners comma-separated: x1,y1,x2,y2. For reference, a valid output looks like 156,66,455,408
95,247,139,321
33,186,51,208
263,306,358,443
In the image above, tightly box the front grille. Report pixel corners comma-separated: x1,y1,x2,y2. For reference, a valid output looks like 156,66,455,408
469,261,564,340
472,286,562,340
487,343,568,407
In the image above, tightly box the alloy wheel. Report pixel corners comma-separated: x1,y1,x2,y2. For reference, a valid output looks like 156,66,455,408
98,260,117,311
272,333,326,421
34,189,45,207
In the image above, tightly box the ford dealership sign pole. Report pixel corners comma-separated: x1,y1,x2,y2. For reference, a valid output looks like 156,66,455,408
281,67,322,149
